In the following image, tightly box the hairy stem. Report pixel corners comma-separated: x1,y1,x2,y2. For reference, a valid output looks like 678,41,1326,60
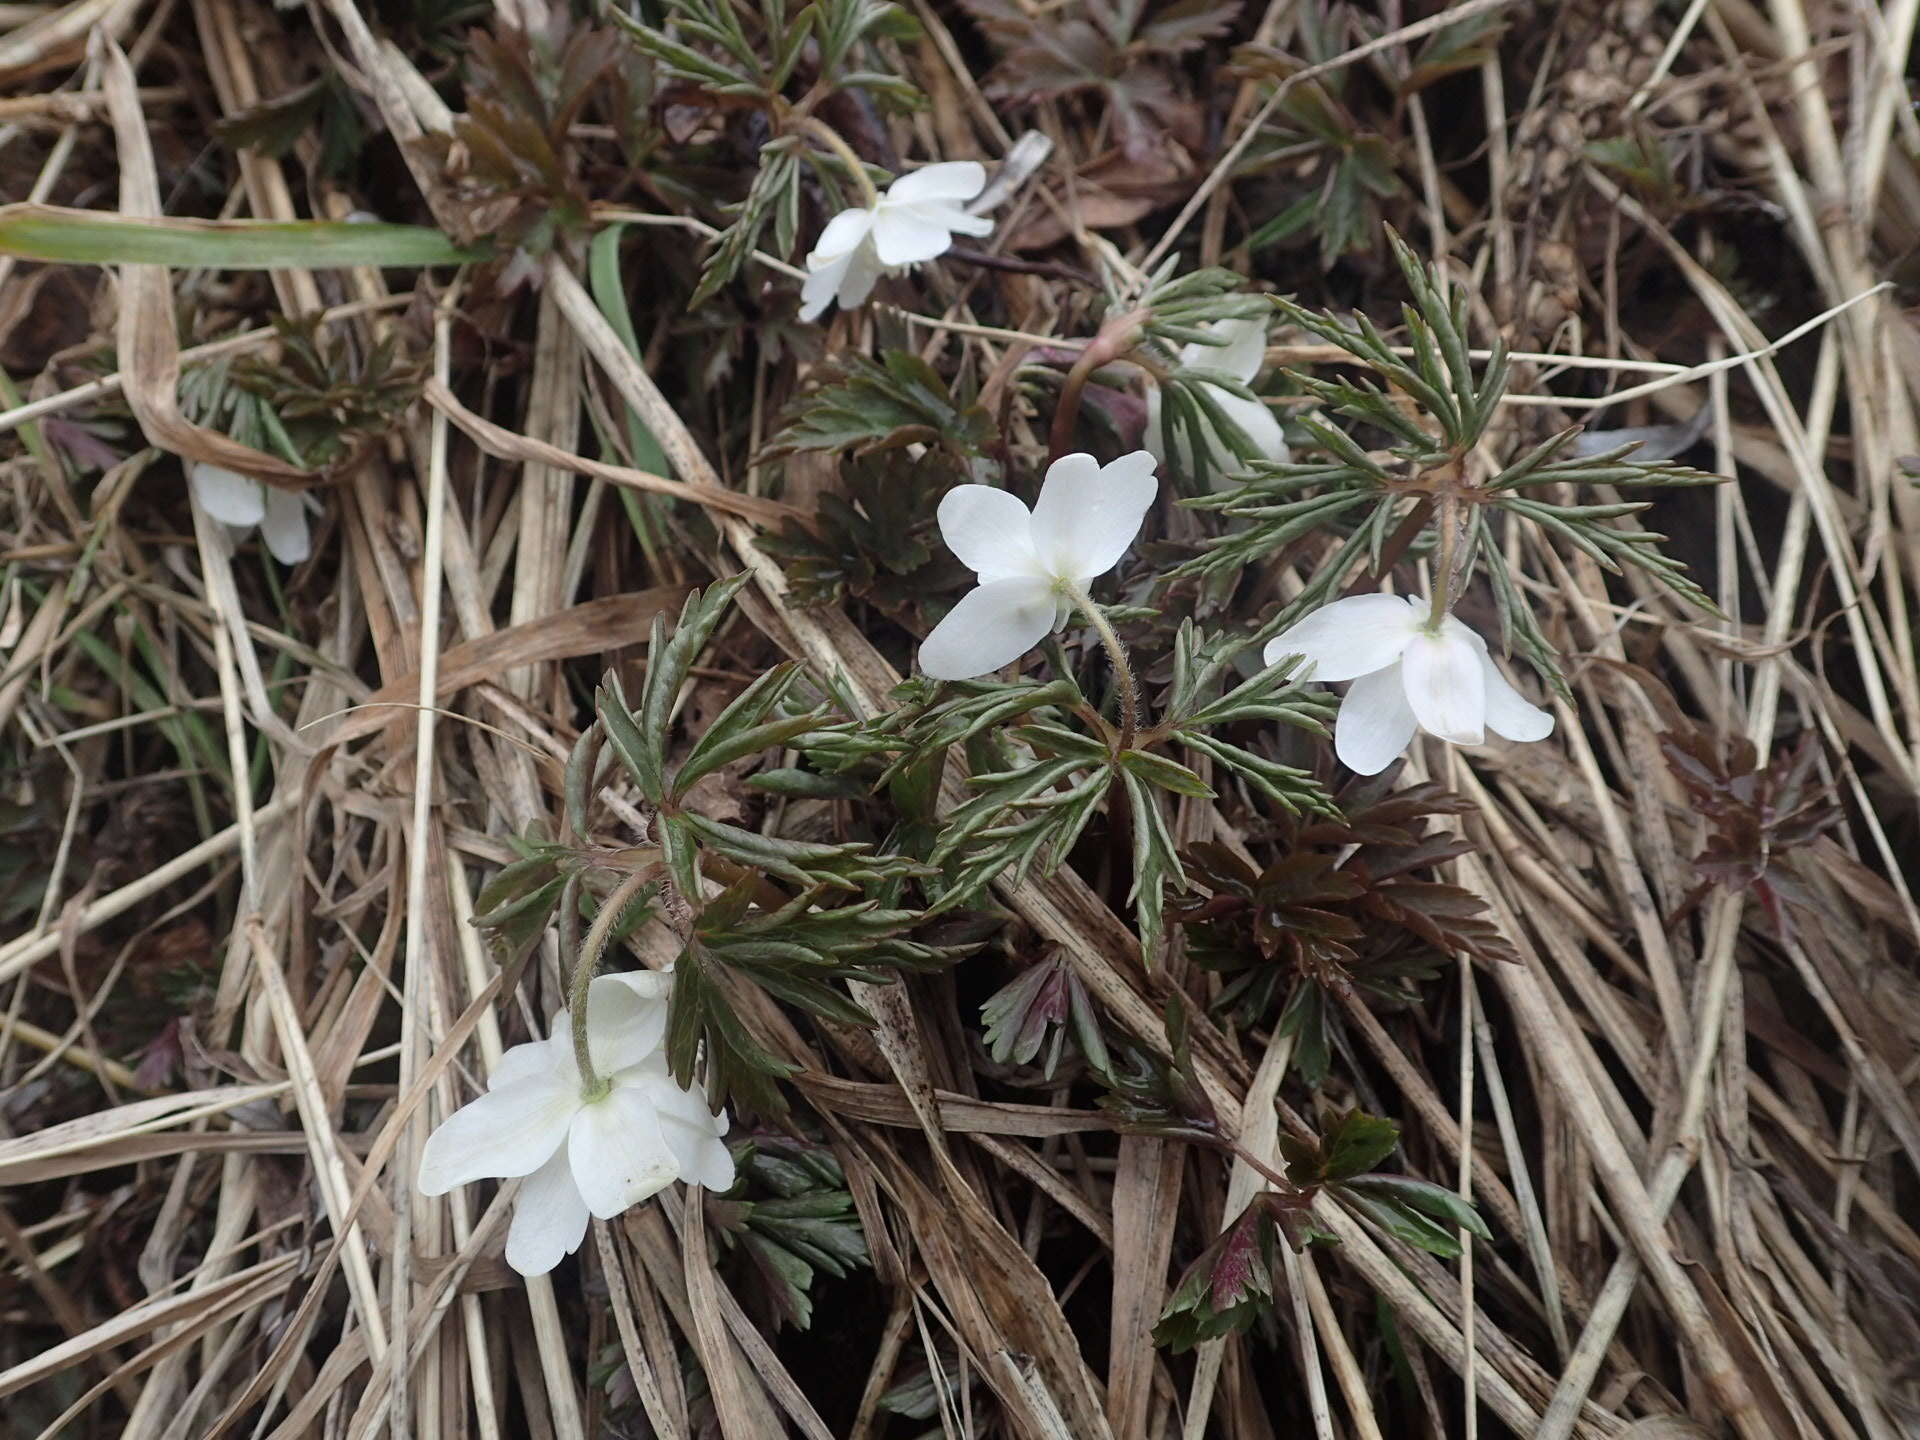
569,868,655,1101
1066,581,1139,754
793,114,879,208
1427,495,1460,629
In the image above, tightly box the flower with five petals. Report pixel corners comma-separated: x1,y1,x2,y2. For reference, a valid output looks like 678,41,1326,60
417,970,734,1276
1264,593,1554,775
918,450,1158,680
190,463,313,564
799,162,994,322
1143,317,1289,485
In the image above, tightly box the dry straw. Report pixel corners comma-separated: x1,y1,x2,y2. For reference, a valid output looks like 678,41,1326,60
2,1,1918,1438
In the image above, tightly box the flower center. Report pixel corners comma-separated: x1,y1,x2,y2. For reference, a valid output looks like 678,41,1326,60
579,1073,612,1105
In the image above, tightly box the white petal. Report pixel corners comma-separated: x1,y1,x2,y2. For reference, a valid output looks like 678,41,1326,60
1480,653,1555,742
917,576,1059,680
664,1116,736,1191
1262,594,1421,681
1401,629,1486,745
503,1148,591,1275
1142,384,1170,465
644,1076,737,1191
834,244,885,311
810,206,877,263
259,485,311,564
1335,663,1421,774
938,485,1039,578
909,201,994,239
189,464,266,527
584,969,671,1074
1207,387,1289,466
416,1073,576,1193
567,1088,680,1219
799,254,850,321
1028,450,1158,580
487,1034,570,1092
1182,315,1269,383
885,161,987,204
871,205,956,267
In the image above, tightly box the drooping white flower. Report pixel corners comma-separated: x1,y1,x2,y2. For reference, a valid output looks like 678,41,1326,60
799,162,994,322
417,970,734,1277
919,450,1158,680
189,463,312,564
1143,317,1289,485
1264,593,1554,775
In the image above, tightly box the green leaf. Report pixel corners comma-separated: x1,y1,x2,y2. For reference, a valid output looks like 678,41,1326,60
598,672,663,805
764,350,996,462
755,452,971,609
1153,1202,1274,1353
0,205,482,268
658,813,703,903
469,857,567,968
1342,1175,1493,1242
1246,191,1320,251
1585,130,1676,199
682,812,919,889
745,768,867,799
672,663,819,798
1276,982,1331,1089
1322,1108,1401,1182
564,724,603,839
691,146,801,308
1123,768,1184,961
1118,749,1215,799
471,852,565,926
1400,12,1508,93
1178,731,1334,816
1172,646,1334,731
638,575,754,791
667,942,799,1117
586,224,672,477
814,0,921,75
729,960,878,1027
1339,1188,1462,1258
216,75,365,175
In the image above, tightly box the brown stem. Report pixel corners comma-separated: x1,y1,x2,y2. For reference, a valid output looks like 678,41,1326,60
1228,1138,1304,1196
1048,307,1151,463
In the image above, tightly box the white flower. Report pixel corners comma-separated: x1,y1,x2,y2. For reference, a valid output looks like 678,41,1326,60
1264,593,1554,775
1143,317,1289,485
919,450,1158,680
799,161,994,322
417,971,734,1277
189,463,312,564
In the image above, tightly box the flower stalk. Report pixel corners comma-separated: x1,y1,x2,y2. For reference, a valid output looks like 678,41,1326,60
1049,307,1152,463
793,114,878,208
569,868,654,1101
1427,495,1459,629
1066,580,1139,754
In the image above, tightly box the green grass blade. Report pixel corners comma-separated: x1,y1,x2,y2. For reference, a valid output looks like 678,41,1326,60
0,205,485,268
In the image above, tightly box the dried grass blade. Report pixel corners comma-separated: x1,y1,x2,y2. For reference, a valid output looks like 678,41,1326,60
423,379,800,527
96,35,307,483
0,1254,297,1400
